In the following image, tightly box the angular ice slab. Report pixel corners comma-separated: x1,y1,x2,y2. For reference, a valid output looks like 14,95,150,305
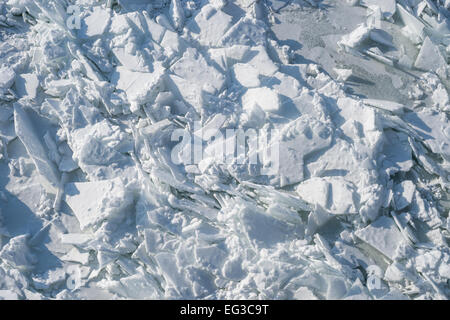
297,177,358,215
360,0,396,18
79,7,111,39
111,65,165,110
14,73,39,99
64,178,134,231
0,66,15,89
414,37,447,73
187,4,233,47
242,87,281,113
394,181,416,211
355,216,404,260
14,103,60,193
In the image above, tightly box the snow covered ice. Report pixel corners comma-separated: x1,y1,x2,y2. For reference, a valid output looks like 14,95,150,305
0,0,449,300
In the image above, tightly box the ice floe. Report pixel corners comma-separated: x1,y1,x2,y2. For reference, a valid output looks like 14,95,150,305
0,0,448,301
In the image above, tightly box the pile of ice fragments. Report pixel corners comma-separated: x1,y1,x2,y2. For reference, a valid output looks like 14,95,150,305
0,0,449,300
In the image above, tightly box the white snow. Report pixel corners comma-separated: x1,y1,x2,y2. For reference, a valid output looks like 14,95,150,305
0,0,449,301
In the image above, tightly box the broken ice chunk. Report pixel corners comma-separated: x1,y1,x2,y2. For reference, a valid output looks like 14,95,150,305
0,106,16,144
0,290,19,300
195,244,227,270
0,66,15,89
384,262,407,282
275,116,333,187
242,87,280,113
69,119,135,179
111,64,165,110
125,11,149,36
156,13,175,32
369,29,394,47
118,272,158,299
404,109,450,162
60,233,93,246
61,247,90,265
111,46,152,73
294,287,319,300
166,75,202,113
167,49,226,112
381,130,413,174
363,99,404,115
222,257,246,281
14,73,39,100
187,4,233,47
43,131,60,166
169,0,185,31
170,48,226,96
396,4,425,42
425,229,446,247
142,12,166,44
0,235,36,271
79,7,111,39
186,266,217,298
32,268,66,291
438,260,450,279
239,205,299,249
110,13,131,35
333,68,353,82
97,250,119,269
360,0,396,19
160,29,186,58
394,181,416,211
414,37,447,73
64,178,134,231
267,203,304,226
296,177,358,215
268,71,302,99
45,79,75,97
232,63,261,88
415,250,443,275
410,190,443,229
59,153,78,173
337,24,371,50
432,85,449,111
14,103,60,193
22,289,44,300
363,47,395,66
246,46,279,77
355,216,404,260
292,87,328,119
195,113,227,141
154,252,192,297
296,178,329,210
219,16,267,47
